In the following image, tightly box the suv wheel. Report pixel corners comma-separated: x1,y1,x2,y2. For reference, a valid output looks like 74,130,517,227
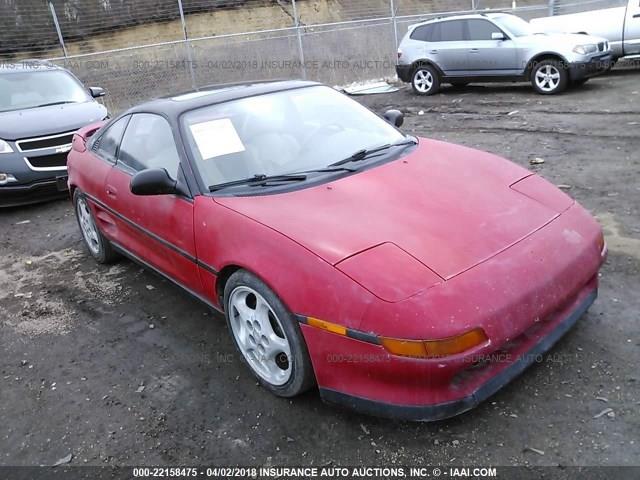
412,65,440,96
531,60,568,95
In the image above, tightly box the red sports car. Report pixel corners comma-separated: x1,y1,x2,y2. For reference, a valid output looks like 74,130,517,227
68,81,607,421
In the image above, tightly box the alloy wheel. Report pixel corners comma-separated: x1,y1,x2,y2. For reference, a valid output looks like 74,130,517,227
535,65,561,93
77,197,100,255
413,69,434,94
228,286,292,386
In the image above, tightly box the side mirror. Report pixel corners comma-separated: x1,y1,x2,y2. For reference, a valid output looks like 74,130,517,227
383,109,404,128
89,87,106,98
492,32,506,41
130,168,177,196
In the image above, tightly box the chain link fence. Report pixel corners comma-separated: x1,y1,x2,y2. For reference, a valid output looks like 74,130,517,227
0,0,625,113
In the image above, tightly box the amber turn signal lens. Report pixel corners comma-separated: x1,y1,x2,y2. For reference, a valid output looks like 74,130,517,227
307,317,347,336
381,328,488,359
597,231,606,253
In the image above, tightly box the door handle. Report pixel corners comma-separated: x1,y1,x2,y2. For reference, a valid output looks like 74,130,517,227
106,185,117,198
429,49,438,54
470,48,480,53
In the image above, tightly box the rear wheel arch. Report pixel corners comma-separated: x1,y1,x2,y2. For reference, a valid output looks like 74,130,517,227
412,59,444,77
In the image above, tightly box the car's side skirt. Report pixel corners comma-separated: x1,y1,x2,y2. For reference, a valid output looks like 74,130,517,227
111,241,224,315
442,74,527,83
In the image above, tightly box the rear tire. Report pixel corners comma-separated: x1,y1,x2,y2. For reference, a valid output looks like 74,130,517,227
74,190,119,264
530,60,568,95
224,269,315,398
411,64,440,96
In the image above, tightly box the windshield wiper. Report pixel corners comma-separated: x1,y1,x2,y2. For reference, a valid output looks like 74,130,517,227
329,138,417,168
209,173,308,192
297,166,358,174
31,101,78,108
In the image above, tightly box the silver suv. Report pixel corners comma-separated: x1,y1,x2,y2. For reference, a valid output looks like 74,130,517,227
396,13,613,95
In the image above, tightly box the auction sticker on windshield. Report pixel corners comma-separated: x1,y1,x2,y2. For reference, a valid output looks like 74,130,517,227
190,118,245,160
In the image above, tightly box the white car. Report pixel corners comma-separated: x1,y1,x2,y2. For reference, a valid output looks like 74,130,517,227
532,0,640,62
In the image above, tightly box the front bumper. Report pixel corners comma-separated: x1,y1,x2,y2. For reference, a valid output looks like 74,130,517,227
301,202,606,420
0,176,69,207
0,147,69,207
395,64,413,83
318,287,597,421
569,53,613,80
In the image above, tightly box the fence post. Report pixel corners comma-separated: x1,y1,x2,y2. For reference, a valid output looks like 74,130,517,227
548,0,556,15
49,2,68,58
390,0,399,54
291,0,306,80
177,0,197,89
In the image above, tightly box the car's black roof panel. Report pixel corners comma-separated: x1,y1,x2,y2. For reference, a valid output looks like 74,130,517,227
127,80,321,117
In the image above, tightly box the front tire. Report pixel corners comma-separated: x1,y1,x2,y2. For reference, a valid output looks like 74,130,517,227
224,270,315,398
74,190,119,264
530,60,568,95
412,64,440,96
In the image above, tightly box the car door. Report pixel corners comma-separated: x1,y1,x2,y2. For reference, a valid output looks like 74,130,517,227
464,19,519,75
624,0,640,55
428,20,469,74
105,113,203,295
82,116,130,240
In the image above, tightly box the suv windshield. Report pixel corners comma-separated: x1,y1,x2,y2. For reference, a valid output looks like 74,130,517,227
0,69,91,113
181,85,406,188
492,14,537,37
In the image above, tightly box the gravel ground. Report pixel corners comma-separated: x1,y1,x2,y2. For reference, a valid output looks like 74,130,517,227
0,66,639,469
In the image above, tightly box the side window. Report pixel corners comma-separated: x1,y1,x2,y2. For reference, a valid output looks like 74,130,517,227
93,116,129,163
438,20,466,42
410,24,434,42
467,19,504,41
118,113,181,179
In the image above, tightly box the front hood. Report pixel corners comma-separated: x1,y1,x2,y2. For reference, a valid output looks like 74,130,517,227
521,32,607,47
0,101,107,140
216,139,560,279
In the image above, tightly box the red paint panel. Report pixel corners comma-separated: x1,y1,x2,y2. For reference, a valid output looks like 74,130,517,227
359,203,604,341
336,242,443,302
194,196,376,329
303,277,598,406
217,139,557,279
511,174,575,213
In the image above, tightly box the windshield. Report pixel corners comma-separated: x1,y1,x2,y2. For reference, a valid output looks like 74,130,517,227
181,85,406,187
492,14,537,37
0,69,91,113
